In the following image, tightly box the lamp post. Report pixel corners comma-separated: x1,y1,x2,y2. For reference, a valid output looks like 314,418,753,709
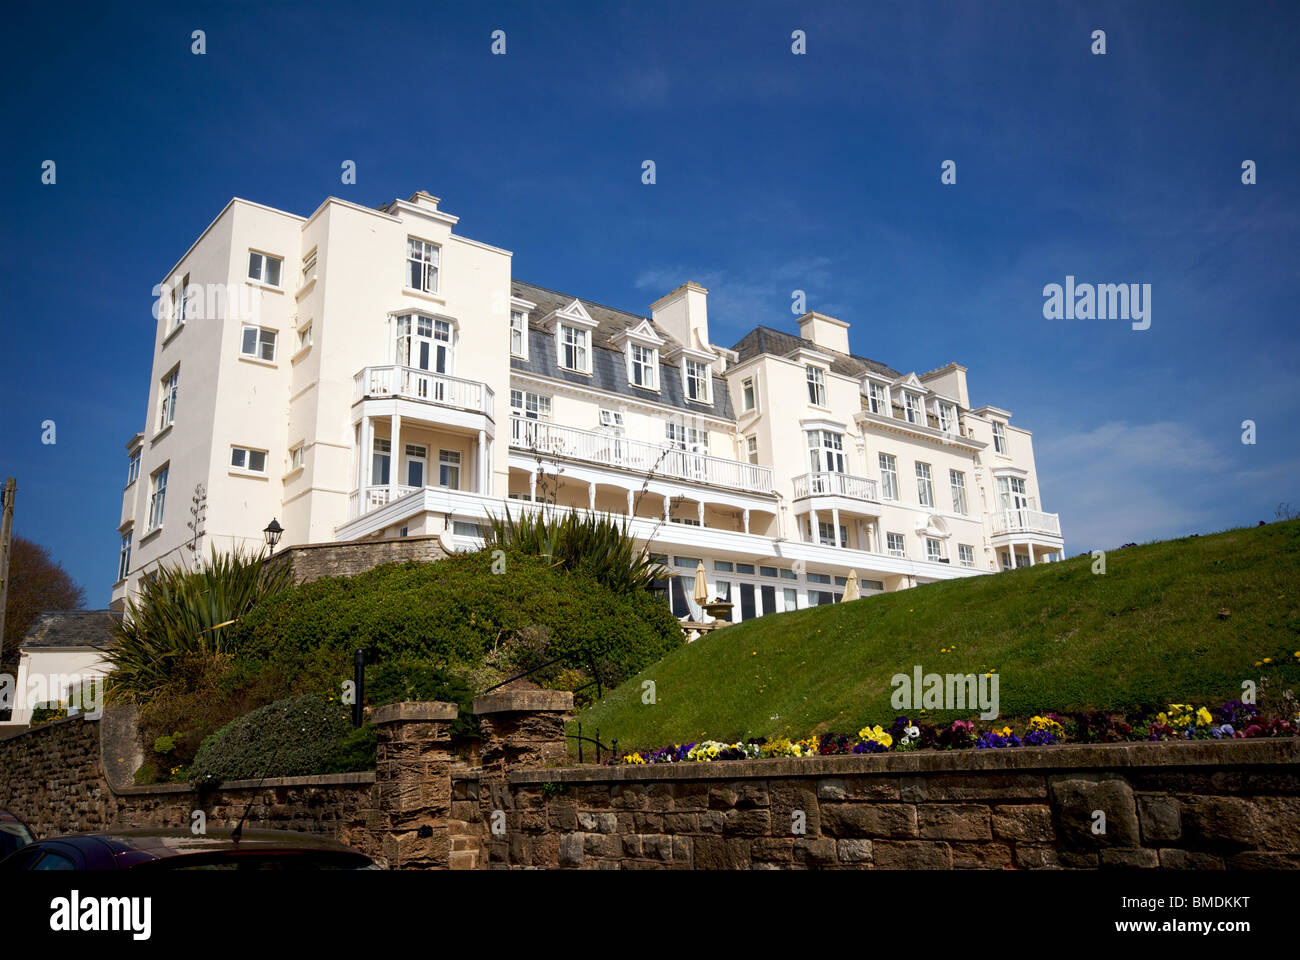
262,518,283,554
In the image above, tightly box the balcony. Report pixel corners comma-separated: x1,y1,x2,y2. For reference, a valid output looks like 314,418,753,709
988,507,1062,538
354,365,494,419
792,471,879,501
508,416,774,494
348,484,418,519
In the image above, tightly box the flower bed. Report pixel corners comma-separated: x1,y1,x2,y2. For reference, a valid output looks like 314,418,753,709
615,700,1300,765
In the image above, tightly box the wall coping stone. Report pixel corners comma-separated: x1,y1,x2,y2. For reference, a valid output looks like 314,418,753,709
112,771,377,797
370,700,458,725
273,532,448,554
0,713,92,741
473,689,574,715
508,738,1300,785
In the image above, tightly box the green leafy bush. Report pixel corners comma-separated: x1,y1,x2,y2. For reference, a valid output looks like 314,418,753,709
108,546,294,702
135,651,348,777
364,659,478,738
230,549,683,689
189,694,366,785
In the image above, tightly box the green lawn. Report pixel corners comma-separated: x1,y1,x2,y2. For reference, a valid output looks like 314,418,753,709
575,521,1300,751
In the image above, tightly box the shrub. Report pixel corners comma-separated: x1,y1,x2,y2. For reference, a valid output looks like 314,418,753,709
484,507,671,594
322,724,377,774
364,659,478,739
135,651,348,777
230,549,683,690
30,703,66,725
189,694,364,785
108,546,294,702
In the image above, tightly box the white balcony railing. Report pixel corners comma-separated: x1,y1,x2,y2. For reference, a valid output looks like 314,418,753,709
792,471,879,501
508,416,774,494
988,507,1062,537
354,365,494,419
348,484,417,520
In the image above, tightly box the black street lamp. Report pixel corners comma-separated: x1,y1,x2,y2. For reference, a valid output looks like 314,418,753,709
263,518,284,553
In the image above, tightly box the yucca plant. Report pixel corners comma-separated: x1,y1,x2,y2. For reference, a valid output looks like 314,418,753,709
484,506,670,595
107,546,294,702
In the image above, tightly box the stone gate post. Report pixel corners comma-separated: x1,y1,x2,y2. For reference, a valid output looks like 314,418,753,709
369,701,458,869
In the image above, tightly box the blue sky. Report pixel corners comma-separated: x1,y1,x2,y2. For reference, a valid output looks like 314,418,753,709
1,1,1297,604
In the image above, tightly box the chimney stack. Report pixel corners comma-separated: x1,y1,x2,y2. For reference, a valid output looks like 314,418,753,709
797,311,850,354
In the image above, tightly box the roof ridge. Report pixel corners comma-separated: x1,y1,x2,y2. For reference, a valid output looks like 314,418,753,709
513,279,650,324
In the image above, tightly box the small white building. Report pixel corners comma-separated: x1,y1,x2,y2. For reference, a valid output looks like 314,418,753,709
3,611,117,726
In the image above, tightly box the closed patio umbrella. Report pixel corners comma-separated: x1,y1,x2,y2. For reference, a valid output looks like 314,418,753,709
692,561,709,607
843,569,860,602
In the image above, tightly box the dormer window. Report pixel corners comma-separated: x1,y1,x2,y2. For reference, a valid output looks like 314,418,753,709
866,381,888,416
559,324,590,373
684,359,710,403
903,393,922,425
510,310,527,359
805,365,827,406
405,237,440,294
629,343,657,389
938,402,956,432
992,421,1008,454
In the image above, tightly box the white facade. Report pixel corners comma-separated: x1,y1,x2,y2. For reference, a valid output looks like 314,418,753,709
112,190,1064,623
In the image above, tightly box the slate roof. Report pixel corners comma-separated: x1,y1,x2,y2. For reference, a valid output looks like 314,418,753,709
510,280,735,420
21,610,120,650
730,326,900,381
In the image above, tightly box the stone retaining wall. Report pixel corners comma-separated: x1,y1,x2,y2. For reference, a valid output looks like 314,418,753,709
268,534,449,584
3,702,1298,869
0,715,380,856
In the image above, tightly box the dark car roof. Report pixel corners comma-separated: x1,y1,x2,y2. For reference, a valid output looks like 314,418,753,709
55,827,364,858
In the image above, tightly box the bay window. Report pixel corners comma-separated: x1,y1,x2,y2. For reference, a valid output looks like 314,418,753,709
806,430,845,473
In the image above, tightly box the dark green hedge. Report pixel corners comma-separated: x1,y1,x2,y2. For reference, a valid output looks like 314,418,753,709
189,694,366,784
365,659,478,739
229,549,683,687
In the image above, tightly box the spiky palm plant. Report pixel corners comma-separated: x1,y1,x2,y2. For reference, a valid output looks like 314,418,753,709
107,546,294,702
484,506,670,594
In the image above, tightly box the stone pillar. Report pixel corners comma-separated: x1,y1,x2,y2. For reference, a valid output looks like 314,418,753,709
472,689,574,867
369,701,458,869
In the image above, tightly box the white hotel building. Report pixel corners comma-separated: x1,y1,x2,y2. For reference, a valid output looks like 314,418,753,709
111,191,1064,621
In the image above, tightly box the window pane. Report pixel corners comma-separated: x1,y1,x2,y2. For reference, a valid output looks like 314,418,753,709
242,327,257,355
231,448,245,468
248,252,262,280
248,450,266,472
265,257,281,286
